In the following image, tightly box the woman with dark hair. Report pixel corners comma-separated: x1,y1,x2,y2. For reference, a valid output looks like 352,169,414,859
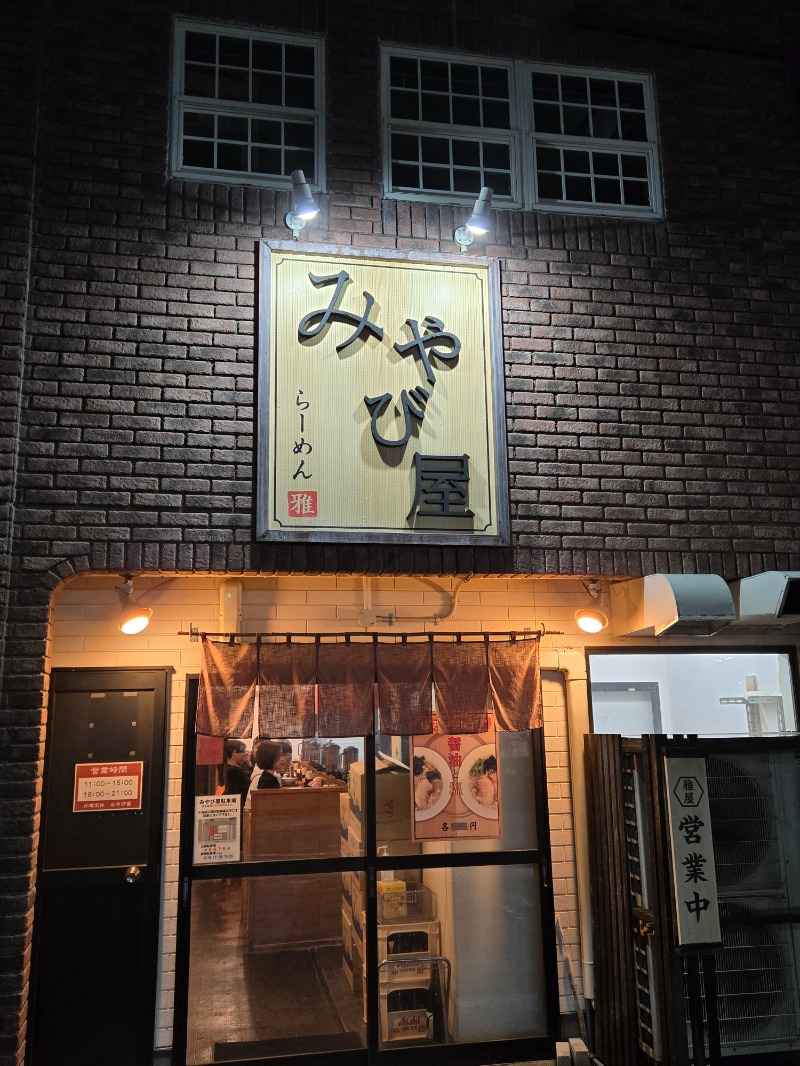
256,739,292,789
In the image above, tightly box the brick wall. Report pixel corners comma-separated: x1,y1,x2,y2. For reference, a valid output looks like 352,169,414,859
1,0,800,1060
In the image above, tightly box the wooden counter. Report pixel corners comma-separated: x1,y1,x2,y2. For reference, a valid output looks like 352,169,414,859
245,785,347,952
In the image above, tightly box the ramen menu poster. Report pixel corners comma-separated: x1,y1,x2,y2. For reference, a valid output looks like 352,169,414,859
411,731,501,841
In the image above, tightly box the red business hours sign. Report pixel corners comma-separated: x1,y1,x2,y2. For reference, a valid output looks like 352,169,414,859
73,761,144,812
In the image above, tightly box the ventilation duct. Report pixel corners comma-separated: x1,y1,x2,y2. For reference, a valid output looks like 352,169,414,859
610,574,735,637
728,572,800,628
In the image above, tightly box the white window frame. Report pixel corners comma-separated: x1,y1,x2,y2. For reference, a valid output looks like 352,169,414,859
170,19,326,191
381,46,524,209
382,45,663,220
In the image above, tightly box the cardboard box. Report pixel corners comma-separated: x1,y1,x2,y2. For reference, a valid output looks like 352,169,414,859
348,759,412,841
338,791,350,841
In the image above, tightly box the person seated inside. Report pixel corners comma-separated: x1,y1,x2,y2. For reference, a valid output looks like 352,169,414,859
255,740,293,790
222,739,251,803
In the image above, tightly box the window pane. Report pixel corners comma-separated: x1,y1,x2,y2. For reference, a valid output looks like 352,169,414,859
482,141,509,169
183,139,214,168
184,111,214,137
620,111,647,141
392,162,421,188
252,71,282,105
589,652,797,735
564,174,592,201
391,132,419,161
285,75,314,109
421,93,450,123
217,142,248,171
375,732,538,854
563,106,591,136
421,166,451,191
563,149,590,173
217,68,249,102
390,56,419,89
451,63,479,95
537,172,563,199
185,64,215,97
533,102,561,133
485,170,512,196
391,88,419,120
591,107,619,139
285,44,315,75
252,40,282,72
593,151,620,176
420,60,449,92
589,77,616,106
531,71,559,101
536,145,560,170
623,179,650,206
218,35,249,67
452,96,481,127
481,99,510,129
217,115,247,140
185,32,216,64
561,75,588,104
186,876,366,1063
595,177,622,203
285,121,315,149
252,118,281,145
621,154,648,178
452,139,480,167
453,168,482,194
480,65,509,98
252,146,281,175
421,137,450,164
617,80,645,109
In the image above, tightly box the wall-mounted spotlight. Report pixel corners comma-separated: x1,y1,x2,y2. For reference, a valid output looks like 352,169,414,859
285,169,319,239
454,187,493,253
575,579,609,634
117,576,153,635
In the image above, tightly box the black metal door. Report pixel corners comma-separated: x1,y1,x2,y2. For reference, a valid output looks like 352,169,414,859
28,668,169,1066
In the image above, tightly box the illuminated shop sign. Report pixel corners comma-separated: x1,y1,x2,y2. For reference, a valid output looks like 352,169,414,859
257,243,509,544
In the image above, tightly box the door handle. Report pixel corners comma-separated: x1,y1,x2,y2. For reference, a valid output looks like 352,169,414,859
125,866,141,884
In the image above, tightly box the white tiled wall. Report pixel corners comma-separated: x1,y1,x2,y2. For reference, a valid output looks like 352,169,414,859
47,572,619,1047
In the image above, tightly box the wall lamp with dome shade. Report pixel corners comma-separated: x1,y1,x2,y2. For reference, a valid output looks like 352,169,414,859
117,576,152,634
285,169,319,238
575,579,609,634
454,187,493,252
116,575,175,635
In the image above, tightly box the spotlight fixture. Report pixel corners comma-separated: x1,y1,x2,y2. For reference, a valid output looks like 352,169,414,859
454,187,493,252
285,169,319,238
117,576,153,635
575,579,609,633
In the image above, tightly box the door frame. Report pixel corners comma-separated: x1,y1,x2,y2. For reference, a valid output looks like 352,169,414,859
173,676,560,1066
28,667,169,1066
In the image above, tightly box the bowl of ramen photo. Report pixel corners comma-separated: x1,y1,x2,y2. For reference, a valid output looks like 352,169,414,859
458,744,499,819
411,748,451,820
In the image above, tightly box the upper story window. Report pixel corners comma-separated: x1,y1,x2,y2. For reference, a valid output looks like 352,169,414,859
383,47,662,219
171,20,325,189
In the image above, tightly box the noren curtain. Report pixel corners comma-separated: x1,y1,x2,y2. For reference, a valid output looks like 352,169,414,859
197,636,541,738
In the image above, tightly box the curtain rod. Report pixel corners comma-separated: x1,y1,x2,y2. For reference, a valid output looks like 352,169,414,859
178,627,548,642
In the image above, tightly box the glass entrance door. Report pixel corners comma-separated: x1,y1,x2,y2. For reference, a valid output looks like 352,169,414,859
173,686,559,1066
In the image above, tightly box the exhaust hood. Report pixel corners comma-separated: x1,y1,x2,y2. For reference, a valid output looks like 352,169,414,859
610,574,735,638
728,571,800,627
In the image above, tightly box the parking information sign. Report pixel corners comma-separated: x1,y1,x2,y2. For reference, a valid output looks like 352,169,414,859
664,757,722,949
194,795,241,864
